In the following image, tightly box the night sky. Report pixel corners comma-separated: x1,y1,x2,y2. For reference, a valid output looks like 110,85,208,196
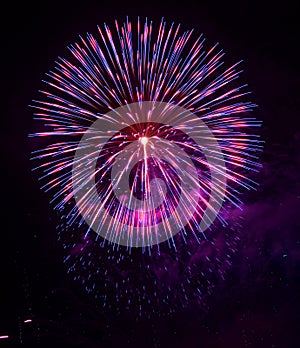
2,0,300,347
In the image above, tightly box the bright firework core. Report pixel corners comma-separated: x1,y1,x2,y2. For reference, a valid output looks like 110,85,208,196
140,137,149,146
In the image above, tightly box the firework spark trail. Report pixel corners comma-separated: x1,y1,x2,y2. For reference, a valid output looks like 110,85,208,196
30,17,262,313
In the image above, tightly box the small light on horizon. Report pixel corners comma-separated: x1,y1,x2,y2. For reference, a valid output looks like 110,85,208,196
0,335,9,339
24,319,32,323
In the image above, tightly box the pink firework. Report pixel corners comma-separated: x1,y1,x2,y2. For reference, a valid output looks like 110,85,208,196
30,17,262,250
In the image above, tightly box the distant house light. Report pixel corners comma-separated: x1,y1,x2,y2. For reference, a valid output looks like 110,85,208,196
0,335,9,339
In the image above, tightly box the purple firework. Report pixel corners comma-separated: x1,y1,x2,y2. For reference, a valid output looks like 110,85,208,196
30,18,262,315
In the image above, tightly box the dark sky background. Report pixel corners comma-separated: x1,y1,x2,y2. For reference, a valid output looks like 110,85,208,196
2,0,300,347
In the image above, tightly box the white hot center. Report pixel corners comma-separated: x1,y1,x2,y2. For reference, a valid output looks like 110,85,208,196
140,137,149,146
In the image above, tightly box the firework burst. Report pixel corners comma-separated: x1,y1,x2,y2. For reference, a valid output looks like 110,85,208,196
30,17,262,314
